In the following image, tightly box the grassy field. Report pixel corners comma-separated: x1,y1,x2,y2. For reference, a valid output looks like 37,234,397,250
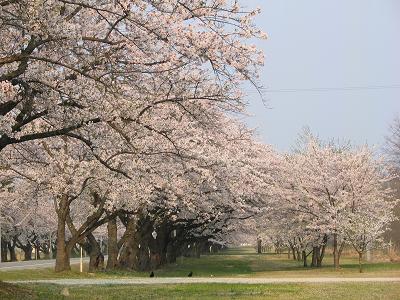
1,247,400,299
0,282,398,300
1,247,400,281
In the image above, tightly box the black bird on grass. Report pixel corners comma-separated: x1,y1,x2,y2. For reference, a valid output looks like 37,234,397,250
188,271,193,277
149,271,154,277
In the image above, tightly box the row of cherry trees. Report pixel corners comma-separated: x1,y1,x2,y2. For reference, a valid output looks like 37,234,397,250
256,132,398,272
0,116,276,271
0,0,397,274
0,0,274,271
2,127,396,273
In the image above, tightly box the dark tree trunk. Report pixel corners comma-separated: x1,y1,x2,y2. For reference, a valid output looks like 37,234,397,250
333,233,339,270
311,247,319,267
317,248,324,267
23,244,32,261
358,252,363,273
302,250,308,267
166,242,177,263
317,235,328,267
51,244,57,259
149,223,169,269
106,218,118,270
8,241,17,262
338,242,345,265
194,242,201,258
296,249,302,261
8,245,17,261
257,239,262,254
34,243,40,259
1,240,7,262
87,234,104,272
134,216,153,271
118,213,158,272
55,196,71,272
118,217,138,269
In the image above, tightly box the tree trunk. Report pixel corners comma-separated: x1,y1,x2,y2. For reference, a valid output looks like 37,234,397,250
302,250,308,267
257,239,262,254
34,243,40,260
87,234,104,272
358,252,363,273
55,199,71,272
296,249,301,261
118,217,138,269
149,224,169,269
338,242,345,264
317,248,324,267
134,217,153,271
166,241,177,263
1,240,7,262
193,243,199,258
106,218,119,270
291,247,296,260
317,236,327,267
311,247,320,267
333,233,339,270
8,241,16,262
51,244,57,259
23,244,32,261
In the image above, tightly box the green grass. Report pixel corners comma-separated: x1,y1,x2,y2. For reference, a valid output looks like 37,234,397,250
5,282,400,300
2,248,400,299
1,247,400,281
0,281,36,299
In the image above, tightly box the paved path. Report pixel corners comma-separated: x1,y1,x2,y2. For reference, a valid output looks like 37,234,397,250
8,277,400,285
0,257,89,271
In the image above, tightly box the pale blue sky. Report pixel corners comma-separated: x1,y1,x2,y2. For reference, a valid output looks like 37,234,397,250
243,0,400,151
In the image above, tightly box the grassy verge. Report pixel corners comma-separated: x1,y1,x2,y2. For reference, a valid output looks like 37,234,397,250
0,281,36,300
10,282,400,300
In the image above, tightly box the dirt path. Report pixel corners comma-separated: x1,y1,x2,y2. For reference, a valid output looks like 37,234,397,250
8,277,400,285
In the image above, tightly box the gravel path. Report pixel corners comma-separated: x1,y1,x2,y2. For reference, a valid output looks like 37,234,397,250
8,277,400,285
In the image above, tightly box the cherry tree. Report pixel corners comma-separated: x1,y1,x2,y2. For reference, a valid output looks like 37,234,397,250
1,1,272,273
0,103,276,271
385,116,400,250
344,208,395,273
0,0,265,152
341,146,398,272
110,115,280,270
264,134,398,269
0,170,56,261
386,116,400,169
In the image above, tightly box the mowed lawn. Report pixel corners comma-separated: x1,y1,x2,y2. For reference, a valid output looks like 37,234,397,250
1,247,400,299
1,247,400,280
3,282,400,300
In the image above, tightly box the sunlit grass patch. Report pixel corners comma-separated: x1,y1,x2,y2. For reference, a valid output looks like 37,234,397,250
25,282,400,300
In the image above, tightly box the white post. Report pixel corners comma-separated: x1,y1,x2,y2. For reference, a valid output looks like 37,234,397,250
49,232,52,258
80,246,83,273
